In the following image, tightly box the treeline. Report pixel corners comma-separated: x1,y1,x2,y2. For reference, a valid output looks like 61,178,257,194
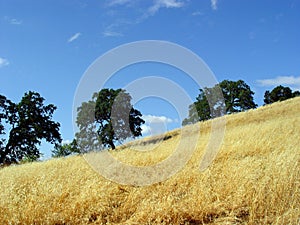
0,89,144,165
0,81,299,165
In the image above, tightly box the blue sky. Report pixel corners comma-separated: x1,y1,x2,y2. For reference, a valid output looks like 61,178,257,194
1,0,300,158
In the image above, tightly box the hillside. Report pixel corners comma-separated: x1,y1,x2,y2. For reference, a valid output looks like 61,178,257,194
0,97,299,224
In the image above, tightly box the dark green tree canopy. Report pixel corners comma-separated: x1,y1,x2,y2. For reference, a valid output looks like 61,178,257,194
0,95,9,154
0,91,61,165
220,80,257,113
264,85,296,104
182,88,214,125
183,80,257,125
76,88,145,150
293,90,300,97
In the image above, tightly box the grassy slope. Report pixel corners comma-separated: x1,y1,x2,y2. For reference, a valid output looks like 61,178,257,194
0,97,299,224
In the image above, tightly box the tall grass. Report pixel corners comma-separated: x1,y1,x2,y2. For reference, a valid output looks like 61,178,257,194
0,97,299,224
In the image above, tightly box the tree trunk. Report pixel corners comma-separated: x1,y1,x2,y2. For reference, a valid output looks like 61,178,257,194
109,141,116,150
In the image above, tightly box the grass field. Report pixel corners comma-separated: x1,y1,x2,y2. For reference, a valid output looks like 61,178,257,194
0,97,299,224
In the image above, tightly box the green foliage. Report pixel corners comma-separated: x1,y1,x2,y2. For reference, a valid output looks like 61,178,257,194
220,80,257,113
182,89,212,125
20,154,42,164
0,91,61,165
0,96,7,160
52,139,80,158
0,94,16,163
75,94,103,153
264,85,295,104
76,88,145,150
183,80,257,125
293,90,300,97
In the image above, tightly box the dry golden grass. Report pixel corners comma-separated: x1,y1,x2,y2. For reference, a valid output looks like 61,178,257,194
0,97,299,224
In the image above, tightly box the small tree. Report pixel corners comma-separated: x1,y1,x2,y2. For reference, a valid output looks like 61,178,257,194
264,85,294,104
293,90,300,97
52,139,80,158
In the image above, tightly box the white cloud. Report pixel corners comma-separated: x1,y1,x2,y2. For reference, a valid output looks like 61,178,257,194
107,0,132,7
192,11,204,16
102,30,123,37
4,16,23,25
211,0,218,10
142,123,166,136
148,0,185,15
142,114,174,124
257,76,300,90
103,0,185,36
67,32,81,43
141,124,152,135
10,18,22,25
257,76,300,86
107,0,185,13
0,57,9,68
102,19,128,38
62,139,72,145
141,114,175,136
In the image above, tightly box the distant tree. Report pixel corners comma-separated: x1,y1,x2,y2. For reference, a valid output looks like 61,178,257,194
76,89,145,150
293,90,300,97
183,80,257,125
52,139,80,158
264,85,294,105
0,91,61,165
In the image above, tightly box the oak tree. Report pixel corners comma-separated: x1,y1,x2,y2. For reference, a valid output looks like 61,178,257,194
0,91,61,164
76,89,144,150
264,85,295,104
183,80,257,125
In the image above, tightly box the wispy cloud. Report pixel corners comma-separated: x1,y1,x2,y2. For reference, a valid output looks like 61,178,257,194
10,18,23,25
4,16,23,25
107,0,132,7
103,0,185,37
192,11,204,16
257,75,300,90
102,21,127,37
102,30,123,37
148,0,185,16
67,32,81,43
0,57,9,68
211,0,218,10
107,0,185,13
